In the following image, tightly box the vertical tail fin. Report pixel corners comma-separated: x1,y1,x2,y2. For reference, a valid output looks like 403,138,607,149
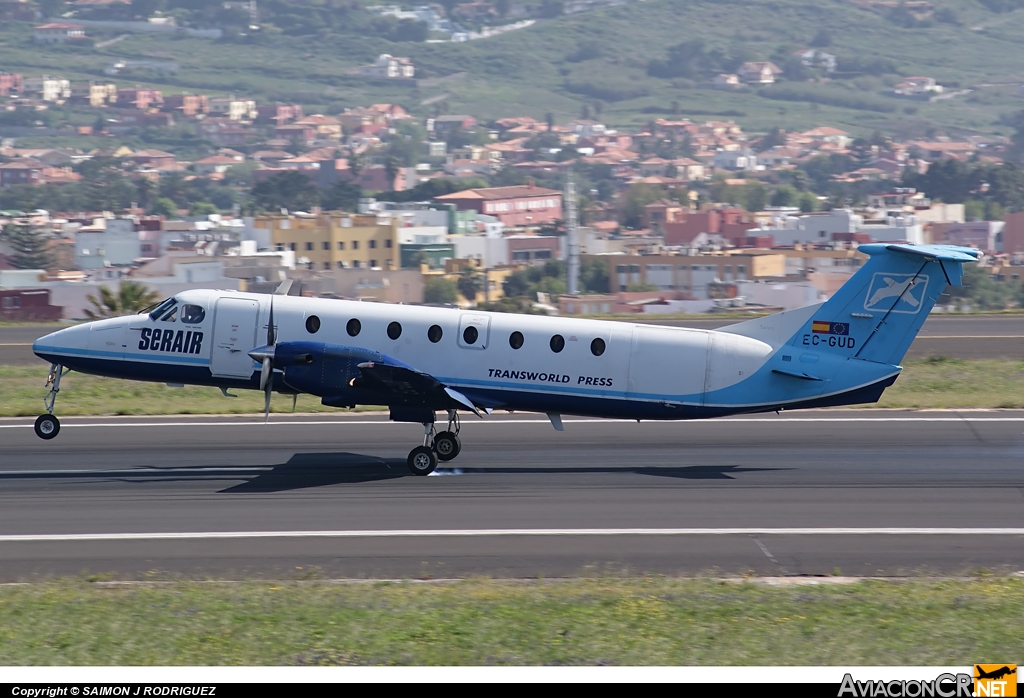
787,244,981,365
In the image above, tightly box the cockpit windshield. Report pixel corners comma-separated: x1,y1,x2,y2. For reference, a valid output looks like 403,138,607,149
148,297,177,321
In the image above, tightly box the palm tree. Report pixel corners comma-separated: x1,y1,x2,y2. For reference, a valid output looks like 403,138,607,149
85,281,161,319
457,272,483,305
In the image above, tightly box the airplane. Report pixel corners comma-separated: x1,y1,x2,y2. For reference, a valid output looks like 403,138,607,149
32,243,981,475
975,666,1016,681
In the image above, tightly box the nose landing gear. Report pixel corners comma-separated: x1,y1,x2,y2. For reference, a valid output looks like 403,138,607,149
35,363,67,440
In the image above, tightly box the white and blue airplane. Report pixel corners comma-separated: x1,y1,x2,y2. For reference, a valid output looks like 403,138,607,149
32,243,980,475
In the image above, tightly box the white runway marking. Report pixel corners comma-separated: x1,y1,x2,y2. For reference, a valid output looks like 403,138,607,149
0,528,1022,542
3,416,1024,429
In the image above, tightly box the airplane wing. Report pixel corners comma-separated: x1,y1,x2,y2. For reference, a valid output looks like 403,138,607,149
271,340,484,416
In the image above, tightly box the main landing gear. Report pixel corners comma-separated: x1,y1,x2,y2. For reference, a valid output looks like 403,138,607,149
406,410,463,476
35,363,67,440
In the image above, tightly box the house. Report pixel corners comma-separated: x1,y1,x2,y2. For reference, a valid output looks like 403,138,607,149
0,72,23,96
197,118,254,147
23,76,70,102
275,123,316,145
757,145,804,168
792,49,837,73
361,54,415,79
117,87,163,111
70,81,117,107
208,97,256,121
126,149,177,168
800,126,851,148
251,149,295,165
192,154,240,176
367,103,409,122
0,159,43,188
737,62,782,85
431,115,478,137
294,115,342,141
713,148,758,171
255,103,304,126
712,73,741,90
163,93,209,117
639,157,672,176
894,76,942,96
33,23,86,44
671,158,706,181
435,184,563,228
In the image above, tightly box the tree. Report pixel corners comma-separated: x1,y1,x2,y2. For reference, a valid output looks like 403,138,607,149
620,183,661,228
84,281,161,319
424,277,458,305
150,197,177,217
798,191,819,213
770,185,798,208
579,258,610,293
502,270,532,298
250,171,320,213
384,156,401,189
2,224,52,270
743,182,768,212
321,180,361,212
457,272,483,304
190,201,219,217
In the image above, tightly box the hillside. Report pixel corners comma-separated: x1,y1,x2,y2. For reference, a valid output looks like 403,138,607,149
3,0,1024,138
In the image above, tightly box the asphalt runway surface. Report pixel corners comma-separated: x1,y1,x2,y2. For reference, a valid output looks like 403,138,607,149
0,412,1022,579
2,315,1021,365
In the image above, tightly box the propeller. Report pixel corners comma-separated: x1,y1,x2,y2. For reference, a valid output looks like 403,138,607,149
247,296,277,423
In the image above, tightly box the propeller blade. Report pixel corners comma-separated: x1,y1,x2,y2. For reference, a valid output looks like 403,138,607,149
259,357,272,391
267,296,276,346
264,382,272,424
291,394,297,412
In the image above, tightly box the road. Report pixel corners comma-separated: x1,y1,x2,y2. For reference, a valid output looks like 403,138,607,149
3,315,1021,366
0,412,1021,579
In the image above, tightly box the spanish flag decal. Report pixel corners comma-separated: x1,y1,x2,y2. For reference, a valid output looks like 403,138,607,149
812,321,850,336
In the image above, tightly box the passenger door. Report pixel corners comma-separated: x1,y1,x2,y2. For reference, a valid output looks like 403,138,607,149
210,297,259,378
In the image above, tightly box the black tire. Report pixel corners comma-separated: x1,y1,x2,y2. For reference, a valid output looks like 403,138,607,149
407,445,438,476
34,414,60,440
433,431,462,461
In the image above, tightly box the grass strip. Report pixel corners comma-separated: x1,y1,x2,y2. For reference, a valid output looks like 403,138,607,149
0,577,1020,665
1,358,1022,416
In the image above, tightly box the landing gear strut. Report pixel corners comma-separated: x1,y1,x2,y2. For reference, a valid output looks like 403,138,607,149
407,422,439,476
35,363,66,440
433,410,462,462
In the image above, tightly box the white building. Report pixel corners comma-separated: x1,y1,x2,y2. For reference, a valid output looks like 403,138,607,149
74,218,142,270
33,23,86,45
208,97,257,121
363,55,415,79
23,76,71,103
748,208,924,246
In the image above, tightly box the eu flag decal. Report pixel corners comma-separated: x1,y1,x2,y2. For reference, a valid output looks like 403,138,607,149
812,321,849,335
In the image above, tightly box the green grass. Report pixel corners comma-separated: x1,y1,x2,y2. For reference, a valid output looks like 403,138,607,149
1,358,1021,416
2,1,1024,138
0,577,1021,665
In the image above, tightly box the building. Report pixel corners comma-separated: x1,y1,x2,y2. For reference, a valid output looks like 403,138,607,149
163,93,209,117
0,288,62,322
999,211,1024,254
587,252,787,297
117,87,163,110
23,76,70,102
737,61,781,85
0,72,23,96
74,218,142,270
208,97,257,122
255,103,303,126
747,208,924,246
254,213,400,271
197,118,253,147
33,23,86,44
434,184,563,228
0,159,43,187
294,115,342,141
362,54,415,79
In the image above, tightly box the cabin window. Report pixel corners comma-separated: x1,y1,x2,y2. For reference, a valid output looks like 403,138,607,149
550,334,565,353
159,305,178,322
590,338,605,357
509,331,524,350
463,326,478,345
387,321,402,340
148,298,176,321
181,305,207,324
428,325,443,343
347,318,361,336
305,315,321,334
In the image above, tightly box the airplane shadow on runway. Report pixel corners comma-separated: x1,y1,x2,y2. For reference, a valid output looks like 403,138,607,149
0,454,790,493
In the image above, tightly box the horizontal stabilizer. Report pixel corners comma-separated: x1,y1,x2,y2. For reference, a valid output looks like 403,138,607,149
772,368,823,381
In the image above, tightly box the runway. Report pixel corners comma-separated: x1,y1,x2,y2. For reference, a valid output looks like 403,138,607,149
2,314,1021,365
0,412,1022,579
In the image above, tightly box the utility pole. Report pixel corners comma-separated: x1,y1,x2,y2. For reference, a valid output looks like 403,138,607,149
565,172,580,295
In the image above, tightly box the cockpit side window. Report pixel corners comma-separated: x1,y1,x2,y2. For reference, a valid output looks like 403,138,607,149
159,306,178,322
180,304,206,324
148,298,176,321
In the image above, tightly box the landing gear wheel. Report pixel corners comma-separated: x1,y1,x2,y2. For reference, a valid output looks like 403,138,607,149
407,445,438,476
433,431,461,461
34,414,60,440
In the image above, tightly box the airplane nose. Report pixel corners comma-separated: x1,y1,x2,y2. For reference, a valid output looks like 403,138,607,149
32,324,90,364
